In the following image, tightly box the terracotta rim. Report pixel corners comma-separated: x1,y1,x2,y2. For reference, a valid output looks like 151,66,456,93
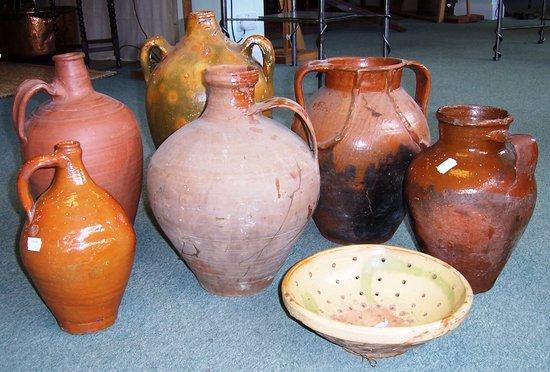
281,244,474,344
205,65,259,87
436,105,514,127
52,52,85,62
311,56,406,72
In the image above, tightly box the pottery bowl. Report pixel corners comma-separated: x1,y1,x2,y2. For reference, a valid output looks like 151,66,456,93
281,245,473,359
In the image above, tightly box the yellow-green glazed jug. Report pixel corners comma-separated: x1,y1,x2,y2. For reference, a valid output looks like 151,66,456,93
140,10,275,147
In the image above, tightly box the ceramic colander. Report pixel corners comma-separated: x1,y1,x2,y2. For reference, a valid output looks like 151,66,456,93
281,244,473,359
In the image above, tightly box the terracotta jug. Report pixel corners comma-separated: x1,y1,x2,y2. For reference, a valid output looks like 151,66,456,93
292,57,431,244
147,65,320,296
140,10,275,147
405,105,538,293
12,52,143,221
17,141,136,333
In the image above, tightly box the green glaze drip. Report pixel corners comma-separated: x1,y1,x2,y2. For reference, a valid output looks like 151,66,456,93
361,257,456,305
301,292,320,314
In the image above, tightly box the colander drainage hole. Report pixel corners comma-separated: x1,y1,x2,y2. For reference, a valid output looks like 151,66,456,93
335,279,340,284
402,280,406,284
378,277,382,282
437,302,441,307
352,256,357,261
421,293,426,298
332,263,336,268
340,295,345,300
407,263,412,268
411,303,416,308
359,291,364,296
308,272,312,278
375,292,379,296
432,274,437,279
381,258,386,263
423,312,428,317
395,293,400,297
317,290,321,294
355,275,360,280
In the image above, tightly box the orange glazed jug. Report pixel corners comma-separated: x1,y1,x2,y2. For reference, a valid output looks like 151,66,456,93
17,141,136,334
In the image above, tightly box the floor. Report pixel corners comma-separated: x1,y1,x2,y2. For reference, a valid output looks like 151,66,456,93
0,18,548,370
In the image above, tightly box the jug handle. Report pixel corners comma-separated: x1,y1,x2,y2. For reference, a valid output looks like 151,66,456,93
17,152,66,221
247,97,318,160
240,35,275,89
12,79,60,144
403,60,431,115
294,60,347,150
487,130,538,186
140,36,172,83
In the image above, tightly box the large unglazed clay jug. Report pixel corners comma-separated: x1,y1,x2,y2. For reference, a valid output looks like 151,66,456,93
292,57,431,244
140,10,275,147
148,65,320,296
12,52,143,221
406,105,538,293
18,141,136,334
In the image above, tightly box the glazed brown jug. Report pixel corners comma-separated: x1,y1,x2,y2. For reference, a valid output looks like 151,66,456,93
140,10,275,147
405,105,538,293
18,141,136,334
12,52,143,221
292,57,431,244
148,65,320,296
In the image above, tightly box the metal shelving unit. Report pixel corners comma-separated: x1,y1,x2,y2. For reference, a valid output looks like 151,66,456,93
493,0,548,60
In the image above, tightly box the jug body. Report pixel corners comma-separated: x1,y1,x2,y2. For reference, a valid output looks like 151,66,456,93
147,65,319,296
293,57,431,244
12,52,143,221
140,10,275,146
405,105,538,293
18,141,136,333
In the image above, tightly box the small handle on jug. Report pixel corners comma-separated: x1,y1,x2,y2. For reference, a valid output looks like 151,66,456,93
486,130,538,186
240,35,276,90
140,36,172,83
294,60,334,109
247,97,318,160
403,60,431,115
17,152,66,221
12,79,61,144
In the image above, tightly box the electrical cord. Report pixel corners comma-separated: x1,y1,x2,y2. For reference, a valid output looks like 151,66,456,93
131,0,160,63
229,0,244,43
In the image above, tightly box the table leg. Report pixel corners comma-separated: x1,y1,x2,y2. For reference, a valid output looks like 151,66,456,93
493,0,504,60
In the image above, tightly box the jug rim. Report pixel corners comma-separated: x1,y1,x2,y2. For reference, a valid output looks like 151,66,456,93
204,65,259,87
52,52,85,62
436,105,514,127
309,56,406,72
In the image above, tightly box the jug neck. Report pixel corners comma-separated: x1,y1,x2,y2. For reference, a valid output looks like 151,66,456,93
53,141,92,187
202,65,258,119
52,52,94,99
436,105,514,153
185,11,223,38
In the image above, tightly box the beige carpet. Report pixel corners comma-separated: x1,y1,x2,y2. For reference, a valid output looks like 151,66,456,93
0,62,116,98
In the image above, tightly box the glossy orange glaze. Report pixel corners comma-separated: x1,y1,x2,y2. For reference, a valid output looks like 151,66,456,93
18,141,136,333
140,11,275,147
292,57,431,244
405,105,538,293
147,65,319,296
12,52,143,221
